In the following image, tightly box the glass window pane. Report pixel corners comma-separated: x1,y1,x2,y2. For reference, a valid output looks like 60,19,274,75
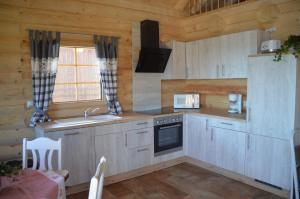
55,66,76,84
58,47,75,65
77,83,101,101
76,48,97,65
53,84,77,102
77,66,100,83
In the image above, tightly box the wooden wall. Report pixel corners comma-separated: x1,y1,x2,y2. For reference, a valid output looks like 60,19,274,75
161,79,247,110
0,0,299,161
0,0,183,161
181,0,300,41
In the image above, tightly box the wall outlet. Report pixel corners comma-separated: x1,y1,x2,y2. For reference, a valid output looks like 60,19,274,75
26,100,34,109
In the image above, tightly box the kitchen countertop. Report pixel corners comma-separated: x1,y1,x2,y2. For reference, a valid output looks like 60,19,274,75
36,107,247,132
36,112,153,132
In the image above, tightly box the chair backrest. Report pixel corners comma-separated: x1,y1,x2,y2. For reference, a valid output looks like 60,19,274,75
22,137,62,171
290,130,300,199
88,157,107,199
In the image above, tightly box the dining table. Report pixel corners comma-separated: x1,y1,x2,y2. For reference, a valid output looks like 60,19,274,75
0,169,66,199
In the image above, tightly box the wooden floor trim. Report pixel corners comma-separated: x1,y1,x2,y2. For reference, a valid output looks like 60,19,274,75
67,156,289,198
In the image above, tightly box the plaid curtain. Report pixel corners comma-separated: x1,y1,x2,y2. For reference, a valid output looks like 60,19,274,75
29,30,60,127
94,35,122,114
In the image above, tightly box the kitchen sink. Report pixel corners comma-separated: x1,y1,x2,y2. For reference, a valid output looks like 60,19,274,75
54,114,122,126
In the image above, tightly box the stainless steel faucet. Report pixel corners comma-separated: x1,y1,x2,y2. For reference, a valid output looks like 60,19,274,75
84,107,100,118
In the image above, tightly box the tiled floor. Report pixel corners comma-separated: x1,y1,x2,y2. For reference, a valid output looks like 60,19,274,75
68,163,283,199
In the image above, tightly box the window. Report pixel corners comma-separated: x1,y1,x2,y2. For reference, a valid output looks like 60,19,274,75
53,47,102,103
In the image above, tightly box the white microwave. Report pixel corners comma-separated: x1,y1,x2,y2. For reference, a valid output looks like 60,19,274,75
174,94,200,109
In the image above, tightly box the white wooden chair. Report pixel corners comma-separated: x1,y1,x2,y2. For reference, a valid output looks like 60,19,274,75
22,137,69,180
88,157,107,199
290,130,300,199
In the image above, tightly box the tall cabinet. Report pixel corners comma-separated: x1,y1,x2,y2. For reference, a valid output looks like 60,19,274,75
246,54,300,189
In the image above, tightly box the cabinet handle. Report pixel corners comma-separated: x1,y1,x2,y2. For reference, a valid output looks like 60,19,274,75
206,119,209,131
64,132,79,136
222,64,225,76
220,122,233,126
137,148,149,152
247,135,250,150
136,122,148,125
136,131,148,135
125,134,128,147
211,128,214,141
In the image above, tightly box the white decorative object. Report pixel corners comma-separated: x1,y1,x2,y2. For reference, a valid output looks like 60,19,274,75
88,157,107,199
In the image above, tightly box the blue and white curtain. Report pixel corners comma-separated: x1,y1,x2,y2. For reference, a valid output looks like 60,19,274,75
94,36,122,114
29,30,60,127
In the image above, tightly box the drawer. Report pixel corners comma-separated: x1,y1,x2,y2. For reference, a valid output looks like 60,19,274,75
126,127,153,148
127,145,153,170
94,123,125,135
209,118,248,132
123,119,153,131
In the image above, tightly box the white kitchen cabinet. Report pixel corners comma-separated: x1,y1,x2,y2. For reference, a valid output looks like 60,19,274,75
94,131,127,176
162,40,186,79
245,134,291,189
247,55,300,139
198,38,220,79
186,29,268,79
47,128,95,186
186,41,199,79
127,145,153,170
187,115,216,165
214,127,246,175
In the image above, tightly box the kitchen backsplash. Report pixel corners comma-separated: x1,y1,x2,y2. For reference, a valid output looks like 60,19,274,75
161,79,247,110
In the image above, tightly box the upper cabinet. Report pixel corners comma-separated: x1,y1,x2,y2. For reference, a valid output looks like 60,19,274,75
186,30,267,79
162,40,186,80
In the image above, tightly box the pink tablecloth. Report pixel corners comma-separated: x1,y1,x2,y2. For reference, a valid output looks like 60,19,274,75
0,169,66,199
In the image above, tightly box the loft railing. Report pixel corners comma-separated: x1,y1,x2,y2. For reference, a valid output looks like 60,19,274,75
189,0,250,16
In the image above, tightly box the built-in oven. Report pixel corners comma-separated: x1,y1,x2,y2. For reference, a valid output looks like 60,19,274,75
154,115,183,156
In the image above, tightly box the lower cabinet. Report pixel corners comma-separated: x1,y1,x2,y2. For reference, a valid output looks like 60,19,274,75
214,127,246,175
127,145,153,170
94,132,127,177
187,115,216,165
47,128,95,186
245,134,291,189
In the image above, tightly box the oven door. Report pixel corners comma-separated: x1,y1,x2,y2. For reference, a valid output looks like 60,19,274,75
154,122,183,154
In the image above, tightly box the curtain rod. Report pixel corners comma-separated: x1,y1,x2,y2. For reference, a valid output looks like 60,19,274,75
26,29,120,39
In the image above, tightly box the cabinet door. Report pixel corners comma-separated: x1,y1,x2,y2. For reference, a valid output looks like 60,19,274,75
248,55,296,139
214,127,246,175
245,134,291,189
95,132,127,176
199,37,220,79
220,30,259,78
187,115,206,160
187,115,216,165
127,145,153,170
47,128,95,186
162,41,186,80
186,41,199,79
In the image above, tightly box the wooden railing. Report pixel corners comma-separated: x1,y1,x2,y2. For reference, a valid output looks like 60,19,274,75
189,0,249,16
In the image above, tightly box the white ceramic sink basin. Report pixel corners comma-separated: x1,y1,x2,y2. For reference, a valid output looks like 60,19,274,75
89,115,122,121
54,115,122,126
